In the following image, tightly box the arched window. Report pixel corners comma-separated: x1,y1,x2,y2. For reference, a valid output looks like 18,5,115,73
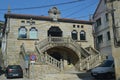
80,30,86,40
71,30,78,40
18,26,27,38
48,26,62,37
29,27,38,39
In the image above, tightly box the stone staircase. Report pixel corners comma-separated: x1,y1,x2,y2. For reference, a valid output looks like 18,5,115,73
85,46,100,55
34,37,104,70
35,37,91,59
20,37,105,79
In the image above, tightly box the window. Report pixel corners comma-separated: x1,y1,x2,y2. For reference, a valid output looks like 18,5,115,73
107,31,111,40
30,27,38,39
26,21,30,24
73,25,75,28
105,13,109,22
96,18,101,27
80,30,86,40
71,30,78,40
97,35,103,43
21,21,25,23
32,21,35,25
29,27,38,39
105,0,107,4
81,25,84,28
18,26,27,38
77,25,80,28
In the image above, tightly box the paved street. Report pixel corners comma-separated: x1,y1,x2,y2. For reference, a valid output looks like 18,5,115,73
0,71,115,80
0,71,92,80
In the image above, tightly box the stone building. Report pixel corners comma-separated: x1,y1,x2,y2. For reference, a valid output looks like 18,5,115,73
1,7,101,79
93,0,113,59
93,0,120,79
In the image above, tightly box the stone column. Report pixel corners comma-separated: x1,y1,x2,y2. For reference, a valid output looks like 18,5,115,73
60,59,63,71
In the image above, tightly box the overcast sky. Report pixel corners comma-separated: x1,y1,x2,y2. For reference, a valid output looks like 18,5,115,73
0,0,99,21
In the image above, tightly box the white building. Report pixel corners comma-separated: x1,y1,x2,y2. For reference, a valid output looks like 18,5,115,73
93,0,120,79
93,0,113,60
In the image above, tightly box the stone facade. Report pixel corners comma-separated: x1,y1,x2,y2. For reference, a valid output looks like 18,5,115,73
93,0,120,79
2,8,94,65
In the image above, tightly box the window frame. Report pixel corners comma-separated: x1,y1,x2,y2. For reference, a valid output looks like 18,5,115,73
97,35,103,44
107,31,111,40
71,30,78,40
18,26,39,40
80,30,86,41
18,26,27,39
105,13,109,22
29,27,38,39
96,18,102,27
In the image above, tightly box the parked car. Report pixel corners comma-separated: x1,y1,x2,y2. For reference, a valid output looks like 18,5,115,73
5,65,23,79
91,60,115,79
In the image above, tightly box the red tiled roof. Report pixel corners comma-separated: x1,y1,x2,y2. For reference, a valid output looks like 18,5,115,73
4,13,93,25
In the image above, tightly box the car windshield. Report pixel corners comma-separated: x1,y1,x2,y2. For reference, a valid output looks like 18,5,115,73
8,65,21,69
100,60,113,67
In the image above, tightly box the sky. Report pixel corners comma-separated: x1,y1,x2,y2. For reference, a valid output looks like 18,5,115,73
0,0,99,21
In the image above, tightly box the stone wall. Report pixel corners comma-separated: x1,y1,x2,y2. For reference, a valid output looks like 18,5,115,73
6,18,94,65
29,64,60,79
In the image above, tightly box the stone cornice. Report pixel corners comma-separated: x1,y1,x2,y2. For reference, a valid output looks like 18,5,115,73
4,13,93,25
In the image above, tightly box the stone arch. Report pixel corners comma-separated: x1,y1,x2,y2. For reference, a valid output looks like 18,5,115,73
41,45,80,71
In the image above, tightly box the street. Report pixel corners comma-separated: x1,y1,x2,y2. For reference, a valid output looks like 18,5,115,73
0,71,115,80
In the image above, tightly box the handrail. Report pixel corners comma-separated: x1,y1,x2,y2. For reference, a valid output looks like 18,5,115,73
45,53,61,70
67,37,91,58
88,54,101,69
80,55,92,70
35,45,45,63
36,37,90,58
85,46,100,55
80,47,90,57
80,54,101,70
35,45,62,70
35,37,101,71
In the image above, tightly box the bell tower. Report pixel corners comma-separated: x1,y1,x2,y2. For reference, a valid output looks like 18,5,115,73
48,7,61,21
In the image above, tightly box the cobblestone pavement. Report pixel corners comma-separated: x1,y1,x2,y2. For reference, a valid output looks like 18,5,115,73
0,71,115,80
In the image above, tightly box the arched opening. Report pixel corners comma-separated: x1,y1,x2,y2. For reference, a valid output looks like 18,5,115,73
49,52,62,61
18,26,27,38
46,46,79,71
48,26,62,37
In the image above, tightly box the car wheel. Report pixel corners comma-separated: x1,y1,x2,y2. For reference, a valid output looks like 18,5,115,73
21,76,23,78
6,76,10,79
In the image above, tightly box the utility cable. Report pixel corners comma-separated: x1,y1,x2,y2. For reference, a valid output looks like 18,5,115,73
64,1,98,18
0,0,84,11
